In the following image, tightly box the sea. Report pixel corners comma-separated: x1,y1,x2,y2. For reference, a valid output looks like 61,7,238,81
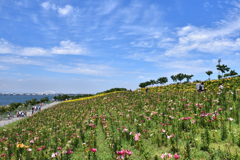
0,95,55,106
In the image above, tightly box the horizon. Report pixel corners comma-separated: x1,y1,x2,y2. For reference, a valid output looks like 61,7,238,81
0,0,240,93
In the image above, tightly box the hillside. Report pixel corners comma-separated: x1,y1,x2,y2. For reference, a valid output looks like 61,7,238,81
0,77,240,159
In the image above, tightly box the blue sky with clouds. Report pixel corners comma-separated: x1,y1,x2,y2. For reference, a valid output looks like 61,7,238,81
0,0,240,93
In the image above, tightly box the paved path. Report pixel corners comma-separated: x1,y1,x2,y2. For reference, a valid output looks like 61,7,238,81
0,101,61,128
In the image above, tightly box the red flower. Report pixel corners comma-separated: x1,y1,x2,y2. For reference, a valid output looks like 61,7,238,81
37,148,41,151
90,148,97,153
174,154,180,159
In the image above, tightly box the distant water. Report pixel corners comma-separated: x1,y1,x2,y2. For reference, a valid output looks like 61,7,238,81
0,95,55,106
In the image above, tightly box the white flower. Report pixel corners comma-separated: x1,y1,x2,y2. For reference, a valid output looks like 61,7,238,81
51,153,56,158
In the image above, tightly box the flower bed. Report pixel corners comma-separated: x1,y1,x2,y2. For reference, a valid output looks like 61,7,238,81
0,83,240,159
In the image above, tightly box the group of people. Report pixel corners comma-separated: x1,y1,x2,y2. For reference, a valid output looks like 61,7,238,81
16,110,26,117
32,105,41,114
196,81,224,93
196,81,205,92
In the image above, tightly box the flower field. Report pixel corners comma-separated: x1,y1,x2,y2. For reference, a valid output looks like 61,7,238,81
1,77,240,159
138,76,240,94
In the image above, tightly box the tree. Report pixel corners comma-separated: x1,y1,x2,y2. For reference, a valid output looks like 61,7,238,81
229,70,238,77
150,79,156,87
176,73,186,83
205,71,213,80
171,75,177,83
185,74,194,82
139,82,147,88
145,81,151,87
224,73,230,78
216,64,230,78
159,77,168,86
218,75,222,80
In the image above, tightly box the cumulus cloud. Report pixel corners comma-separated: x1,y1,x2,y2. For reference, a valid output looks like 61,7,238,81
41,2,74,16
58,5,73,16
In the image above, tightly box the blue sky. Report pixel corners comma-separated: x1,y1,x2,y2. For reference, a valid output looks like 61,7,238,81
0,0,240,93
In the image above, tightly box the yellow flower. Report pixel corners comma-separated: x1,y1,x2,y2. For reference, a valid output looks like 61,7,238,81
17,143,29,148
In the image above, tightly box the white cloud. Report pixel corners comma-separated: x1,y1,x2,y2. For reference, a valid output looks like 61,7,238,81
203,2,213,8
41,2,51,9
236,53,240,55
0,65,8,70
97,0,118,15
0,38,14,54
46,63,115,77
21,47,47,56
58,5,73,16
41,2,74,16
130,41,153,48
0,56,45,66
51,41,87,55
0,39,87,56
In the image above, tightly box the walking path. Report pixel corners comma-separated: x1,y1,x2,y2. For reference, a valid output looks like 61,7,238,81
0,101,60,128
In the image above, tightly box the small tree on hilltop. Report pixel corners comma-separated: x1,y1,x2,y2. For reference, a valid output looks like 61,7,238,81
150,79,156,87
229,70,238,77
171,75,177,83
205,71,213,80
139,82,147,88
176,73,186,83
185,74,194,82
216,64,230,78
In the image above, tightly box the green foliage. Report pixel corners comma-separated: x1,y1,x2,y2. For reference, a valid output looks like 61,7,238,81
206,70,213,80
171,75,177,82
176,73,186,83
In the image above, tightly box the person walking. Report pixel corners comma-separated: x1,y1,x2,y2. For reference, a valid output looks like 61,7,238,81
32,106,34,114
146,88,149,93
138,89,141,93
8,111,11,119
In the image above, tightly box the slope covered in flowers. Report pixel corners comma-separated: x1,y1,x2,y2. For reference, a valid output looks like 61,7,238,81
0,77,240,159
138,76,240,94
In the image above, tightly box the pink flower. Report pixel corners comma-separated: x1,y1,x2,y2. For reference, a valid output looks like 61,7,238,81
0,154,6,157
126,150,133,156
162,129,165,133
117,149,126,155
161,153,166,159
174,153,180,159
90,148,97,152
229,118,233,121
187,117,191,119
168,153,172,158
37,148,41,151
58,147,62,150
67,148,73,154
135,133,141,141
218,108,222,111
